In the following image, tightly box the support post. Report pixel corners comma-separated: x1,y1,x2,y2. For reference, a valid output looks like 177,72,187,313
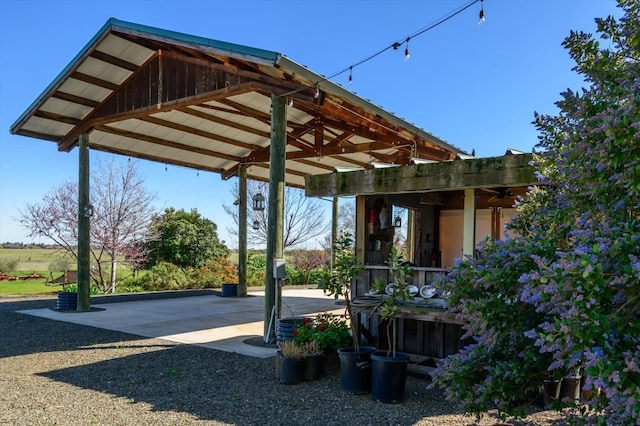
264,94,286,341
407,209,416,263
331,196,338,269
77,133,91,311
238,165,247,296
355,195,366,263
462,188,476,259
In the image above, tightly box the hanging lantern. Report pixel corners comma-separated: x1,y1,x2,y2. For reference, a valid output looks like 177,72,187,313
252,193,265,211
252,220,260,230
83,203,94,218
393,215,402,228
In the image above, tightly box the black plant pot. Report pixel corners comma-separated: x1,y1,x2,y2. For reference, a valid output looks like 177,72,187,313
541,379,562,406
371,351,410,403
337,346,376,394
560,376,581,401
221,283,238,297
57,292,77,311
303,354,324,381
276,317,305,344
278,352,304,385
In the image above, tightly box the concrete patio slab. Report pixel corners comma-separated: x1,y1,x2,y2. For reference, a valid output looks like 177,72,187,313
19,288,344,359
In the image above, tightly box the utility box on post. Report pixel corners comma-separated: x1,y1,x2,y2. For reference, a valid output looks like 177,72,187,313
273,258,286,279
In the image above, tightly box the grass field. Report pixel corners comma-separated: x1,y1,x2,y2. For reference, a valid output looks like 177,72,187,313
0,248,69,272
0,248,70,295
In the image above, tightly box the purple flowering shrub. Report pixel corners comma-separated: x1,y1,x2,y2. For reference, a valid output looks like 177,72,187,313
431,1,640,424
430,236,555,421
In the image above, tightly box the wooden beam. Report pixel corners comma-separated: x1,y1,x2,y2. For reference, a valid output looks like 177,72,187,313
139,115,255,150
90,50,138,71
95,124,242,162
33,110,81,126
91,144,224,174
52,91,100,108
177,105,270,138
305,154,539,197
58,81,257,152
70,71,120,91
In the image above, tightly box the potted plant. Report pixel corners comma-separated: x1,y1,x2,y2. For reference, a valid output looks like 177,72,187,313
371,246,412,403
293,312,351,371
277,340,306,385
300,340,324,381
323,231,375,394
57,283,78,311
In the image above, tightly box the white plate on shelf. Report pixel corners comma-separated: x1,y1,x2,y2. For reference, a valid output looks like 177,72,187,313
420,286,436,299
385,283,395,295
408,285,419,296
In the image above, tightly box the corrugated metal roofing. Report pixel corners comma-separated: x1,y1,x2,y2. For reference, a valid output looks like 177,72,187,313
11,18,465,188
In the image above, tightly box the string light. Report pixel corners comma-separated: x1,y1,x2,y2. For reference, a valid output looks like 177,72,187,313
277,0,482,96
165,163,167,172
404,37,411,61
314,85,320,99
330,0,481,85
478,0,485,24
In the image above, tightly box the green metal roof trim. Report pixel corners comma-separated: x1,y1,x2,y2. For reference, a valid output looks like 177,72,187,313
107,18,280,61
11,18,280,134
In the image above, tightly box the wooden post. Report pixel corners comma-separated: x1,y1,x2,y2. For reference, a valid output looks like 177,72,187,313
264,94,286,341
355,195,366,263
462,188,476,259
331,196,338,268
77,133,91,311
238,165,247,296
407,209,416,263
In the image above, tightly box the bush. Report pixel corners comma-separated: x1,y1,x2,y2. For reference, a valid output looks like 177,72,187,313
0,258,18,274
187,257,237,288
48,257,72,273
138,262,189,291
247,252,266,287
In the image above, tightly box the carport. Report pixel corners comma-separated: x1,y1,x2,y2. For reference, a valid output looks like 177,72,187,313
10,18,464,340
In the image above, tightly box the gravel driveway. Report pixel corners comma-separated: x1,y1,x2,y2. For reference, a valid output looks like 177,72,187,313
0,291,563,425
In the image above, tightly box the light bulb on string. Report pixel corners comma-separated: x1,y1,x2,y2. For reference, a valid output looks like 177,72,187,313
478,0,485,24
348,66,353,85
404,37,410,61
314,85,320,99
165,163,167,172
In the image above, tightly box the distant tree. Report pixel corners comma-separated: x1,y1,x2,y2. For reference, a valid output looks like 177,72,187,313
338,198,355,236
222,180,328,249
19,157,155,293
287,249,328,285
145,208,229,269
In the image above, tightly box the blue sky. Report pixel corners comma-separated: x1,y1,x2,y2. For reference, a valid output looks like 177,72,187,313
0,0,619,247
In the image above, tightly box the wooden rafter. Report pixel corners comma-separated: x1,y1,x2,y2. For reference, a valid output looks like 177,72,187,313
96,124,243,163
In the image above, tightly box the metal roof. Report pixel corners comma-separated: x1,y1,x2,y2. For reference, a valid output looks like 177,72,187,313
11,18,465,188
